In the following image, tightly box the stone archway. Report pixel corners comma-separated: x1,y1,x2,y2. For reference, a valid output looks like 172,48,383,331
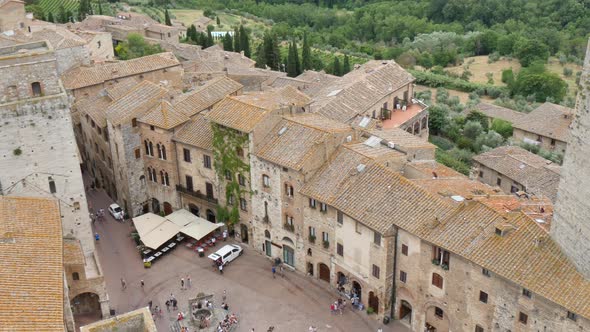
400,300,412,325
318,263,330,282
151,198,160,214
240,223,249,243
368,291,379,314
71,292,102,327
352,280,362,302
189,203,199,216
206,209,216,223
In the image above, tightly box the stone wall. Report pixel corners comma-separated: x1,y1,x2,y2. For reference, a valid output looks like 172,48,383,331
85,32,115,63
513,128,567,155
393,228,590,332
471,162,523,194
551,38,590,279
0,1,25,32
55,45,90,75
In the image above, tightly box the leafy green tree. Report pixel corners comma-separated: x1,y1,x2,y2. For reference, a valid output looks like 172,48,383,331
465,110,489,132
332,56,341,76
343,54,350,75
164,9,172,26
58,5,67,23
239,25,250,57
26,4,44,20
475,131,504,152
490,118,513,138
115,33,164,60
98,0,103,15
302,31,312,70
463,120,484,140
47,12,54,23
428,104,450,135
501,68,514,85
78,0,91,21
216,16,220,25
66,9,74,22
514,39,549,67
512,65,567,102
223,32,233,51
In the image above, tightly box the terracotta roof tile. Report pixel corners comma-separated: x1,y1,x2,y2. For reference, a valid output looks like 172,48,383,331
473,146,560,201
473,102,527,124
513,102,573,141
0,196,64,331
74,95,112,128
404,160,465,179
138,100,189,129
174,76,243,117
62,52,180,90
63,238,85,265
172,114,213,150
105,81,168,126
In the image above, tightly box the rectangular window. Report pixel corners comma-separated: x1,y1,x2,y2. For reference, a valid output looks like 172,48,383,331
518,312,528,325
337,243,343,256
482,268,491,277
432,273,443,288
134,148,140,159
496,178,502,186
372,264,380,279
400,271,407,283
225,170,232,181
183,148,191,162
309,227,316,237
373,232,381,246
203,155,212,169
522,288,532,298
309,198,316,209
479,170,484,178
435,307,444,319
550,138,556,146
337,211,343,224
322,232,328,242
186,175,193,192
239,198,247,211
228,195,235,205
401,244,408,256
238,174,246,186
432,246,450,268
320,202,327,212
479,291,488,303
286,215,294,226
262,174,270,187
567,311,577,321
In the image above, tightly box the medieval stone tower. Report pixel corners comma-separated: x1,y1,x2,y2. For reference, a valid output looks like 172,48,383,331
552,38,590,279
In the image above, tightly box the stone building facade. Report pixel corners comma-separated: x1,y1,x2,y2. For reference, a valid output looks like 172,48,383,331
0,41,109,325
0,0,25,33
552,38,590,280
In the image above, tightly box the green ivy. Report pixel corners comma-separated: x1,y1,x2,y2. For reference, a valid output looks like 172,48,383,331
211,123,250,226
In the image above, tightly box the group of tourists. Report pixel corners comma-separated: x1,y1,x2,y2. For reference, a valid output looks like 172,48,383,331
329,298,347,315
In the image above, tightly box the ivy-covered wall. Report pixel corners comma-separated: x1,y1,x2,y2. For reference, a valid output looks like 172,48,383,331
211,123,250,226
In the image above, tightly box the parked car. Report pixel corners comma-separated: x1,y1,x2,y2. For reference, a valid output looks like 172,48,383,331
108,203,124,220
208,244,243,266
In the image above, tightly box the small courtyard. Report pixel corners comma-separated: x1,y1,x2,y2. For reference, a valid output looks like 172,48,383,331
87,189,410,332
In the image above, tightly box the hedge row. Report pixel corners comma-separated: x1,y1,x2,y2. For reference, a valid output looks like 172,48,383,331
409,69,508,98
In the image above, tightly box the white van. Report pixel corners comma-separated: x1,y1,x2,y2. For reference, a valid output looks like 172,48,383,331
208,244,243,266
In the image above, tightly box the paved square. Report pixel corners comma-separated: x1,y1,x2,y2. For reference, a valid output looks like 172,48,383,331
88,190,409,332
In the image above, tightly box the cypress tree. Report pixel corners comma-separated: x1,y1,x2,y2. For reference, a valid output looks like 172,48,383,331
58,5,67,23
47,12,54,23
233,27,241,52
164,9,172,26
255,42,266,68
271,33,281,71
223,32,233,51
293,40,301,75
333,56,341,76
206,29,214,48
216,16,220,25
239,25,250,58
67,10,74,22
287,42,297,77
302,31,312,70
98,0,103,15
343,54,351,75
78,0,90,21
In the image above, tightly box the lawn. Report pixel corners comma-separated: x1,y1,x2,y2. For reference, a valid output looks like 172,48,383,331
446,55,521,86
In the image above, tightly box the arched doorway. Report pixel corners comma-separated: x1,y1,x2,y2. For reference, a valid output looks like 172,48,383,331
352,281,362,302
240,224,249,243
163,202,173,216
368,291,379,314
151,198,160,214
307,262,314,276
206,209,215,223
71,292,101,316
400,300,412,325
318,263,330,282
189,204,199,216
283,245,294,267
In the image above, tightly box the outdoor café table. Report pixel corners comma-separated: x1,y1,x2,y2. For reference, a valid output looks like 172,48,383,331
197,247,204,257
161,247,169,253
169,242,176,249
145,256,155,263
154,252,162,258
176,236,185,242
142,249,152,256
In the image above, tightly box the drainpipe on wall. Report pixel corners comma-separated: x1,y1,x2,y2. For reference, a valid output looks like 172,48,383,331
389,226,399,321
173,140,183,209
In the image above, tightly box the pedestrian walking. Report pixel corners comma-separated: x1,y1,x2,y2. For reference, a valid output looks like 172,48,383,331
187,275,192,288
223,229,228,241
272,266,276,278
181,278,185,289
222,289,227,302
377,328,383,332
172,298,178,310
140,280,144,289
120,278,126,290
94,232,100,241
219,264,223,274
165,300,171,312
